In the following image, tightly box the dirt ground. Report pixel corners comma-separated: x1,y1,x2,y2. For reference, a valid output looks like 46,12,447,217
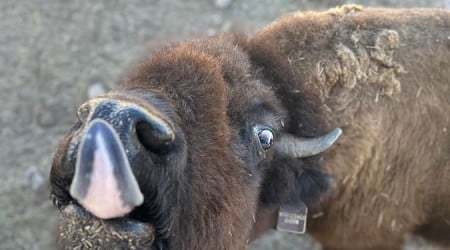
1,0,448,249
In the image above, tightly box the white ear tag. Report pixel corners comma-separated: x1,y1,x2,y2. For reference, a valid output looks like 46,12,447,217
276,202,308,234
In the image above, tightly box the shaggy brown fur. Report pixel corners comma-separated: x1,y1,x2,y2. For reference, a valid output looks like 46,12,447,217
250,5,450,249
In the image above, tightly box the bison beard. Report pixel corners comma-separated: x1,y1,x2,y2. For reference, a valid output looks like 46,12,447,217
50,5,450,250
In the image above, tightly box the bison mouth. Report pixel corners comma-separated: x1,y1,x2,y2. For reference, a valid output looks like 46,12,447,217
54,118,158,249
52,96,180,249
57,204,155,249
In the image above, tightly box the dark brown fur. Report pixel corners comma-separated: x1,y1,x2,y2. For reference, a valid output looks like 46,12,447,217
120,37,262,249
250,5,450,249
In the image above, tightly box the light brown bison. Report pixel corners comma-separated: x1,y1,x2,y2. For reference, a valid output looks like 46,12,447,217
50,5,449,250
250,5,450,250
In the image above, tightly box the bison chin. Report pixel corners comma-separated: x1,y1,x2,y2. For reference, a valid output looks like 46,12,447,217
57,204,155,249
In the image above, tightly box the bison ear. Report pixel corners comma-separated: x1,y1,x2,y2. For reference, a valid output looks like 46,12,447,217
275,128,342,158
253,166,331,238
259,157,332,209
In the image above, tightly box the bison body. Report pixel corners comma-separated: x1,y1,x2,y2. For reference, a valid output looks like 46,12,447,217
50,5,449,250
251,5,450,249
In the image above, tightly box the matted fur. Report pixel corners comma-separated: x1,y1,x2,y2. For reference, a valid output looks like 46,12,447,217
251,5,450,249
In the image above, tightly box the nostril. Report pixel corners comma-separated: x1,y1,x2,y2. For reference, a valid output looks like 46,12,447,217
135,120,174,154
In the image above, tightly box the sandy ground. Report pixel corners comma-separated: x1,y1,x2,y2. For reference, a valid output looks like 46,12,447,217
1,0,448,249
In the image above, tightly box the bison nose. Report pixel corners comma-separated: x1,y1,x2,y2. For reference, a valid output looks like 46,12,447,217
70,98,175,219
78,97,175,154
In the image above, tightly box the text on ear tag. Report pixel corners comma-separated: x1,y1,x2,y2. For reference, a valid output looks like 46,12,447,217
276,202,308,234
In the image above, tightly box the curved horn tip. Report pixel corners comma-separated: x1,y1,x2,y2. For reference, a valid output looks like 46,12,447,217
328,127,343,142
276,127,343,158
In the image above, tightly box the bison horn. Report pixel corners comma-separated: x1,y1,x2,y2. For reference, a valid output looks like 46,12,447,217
276,128,342,158
70,118,144,219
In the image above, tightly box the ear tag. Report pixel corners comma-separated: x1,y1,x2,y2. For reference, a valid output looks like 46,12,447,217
276,202,308,234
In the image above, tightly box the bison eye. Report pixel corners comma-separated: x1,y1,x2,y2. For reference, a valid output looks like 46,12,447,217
257,127,274,150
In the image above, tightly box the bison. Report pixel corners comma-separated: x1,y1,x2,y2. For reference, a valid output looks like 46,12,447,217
250,5,450,250
50,5,449,250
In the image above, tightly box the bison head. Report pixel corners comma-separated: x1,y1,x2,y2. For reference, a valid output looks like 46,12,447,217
50,35,340,249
